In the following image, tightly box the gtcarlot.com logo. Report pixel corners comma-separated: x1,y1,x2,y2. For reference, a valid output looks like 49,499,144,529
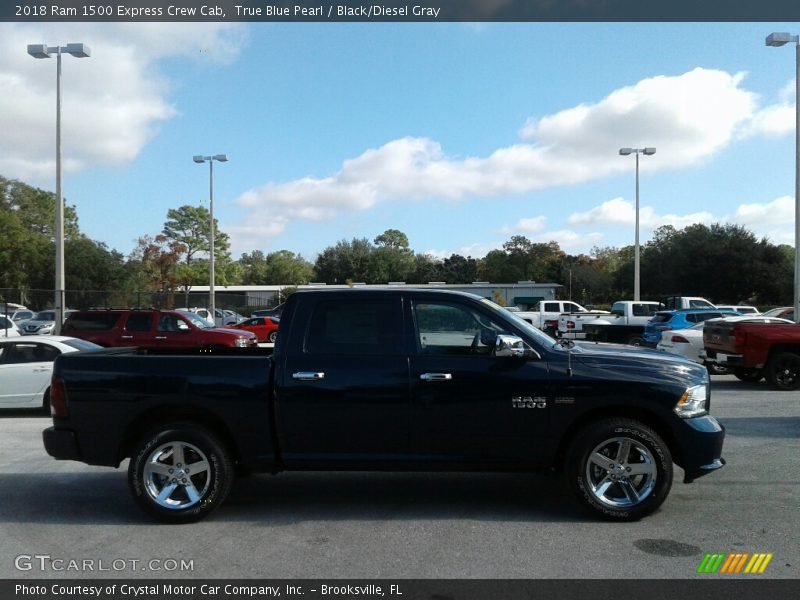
696,552,773,574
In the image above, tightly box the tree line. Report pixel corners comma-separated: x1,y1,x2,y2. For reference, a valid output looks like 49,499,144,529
0,175,793,308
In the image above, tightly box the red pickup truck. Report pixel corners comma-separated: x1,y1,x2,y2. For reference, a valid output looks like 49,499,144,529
703,321,800,390
62,309,257,349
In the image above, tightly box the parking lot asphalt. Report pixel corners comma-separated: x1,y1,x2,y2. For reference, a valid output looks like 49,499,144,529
0,375,797,579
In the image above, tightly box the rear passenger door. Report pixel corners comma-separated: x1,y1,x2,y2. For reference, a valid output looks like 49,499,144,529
117,312,155,346
276,295,411,465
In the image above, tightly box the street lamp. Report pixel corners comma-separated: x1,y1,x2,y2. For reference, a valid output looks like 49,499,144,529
766,32,800,324
27,42,91,334
619,146,656,302
193,154,228,323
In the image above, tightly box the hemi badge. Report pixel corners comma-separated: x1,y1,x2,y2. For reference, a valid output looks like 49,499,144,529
554,397,575,404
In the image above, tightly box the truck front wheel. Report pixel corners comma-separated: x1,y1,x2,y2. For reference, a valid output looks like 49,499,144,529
565,418,673,521
128,424,234,523
765,352,800,391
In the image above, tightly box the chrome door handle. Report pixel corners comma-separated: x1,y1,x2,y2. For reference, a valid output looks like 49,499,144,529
420,373,453,382
154,336,167,340
33,367,50,372
292,372,325,381
120,335,133,340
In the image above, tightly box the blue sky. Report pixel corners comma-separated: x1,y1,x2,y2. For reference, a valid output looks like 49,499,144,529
1,22,797,263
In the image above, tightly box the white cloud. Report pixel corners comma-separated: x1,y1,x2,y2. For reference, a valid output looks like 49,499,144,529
745,79,796,138
0,23,248,181
731,195,794,227
233,68,769,249
567,195,794,248
567,197,715,229
501,215,548,234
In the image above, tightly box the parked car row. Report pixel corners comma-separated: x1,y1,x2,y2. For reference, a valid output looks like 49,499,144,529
656,315,793,376
61,309,258,349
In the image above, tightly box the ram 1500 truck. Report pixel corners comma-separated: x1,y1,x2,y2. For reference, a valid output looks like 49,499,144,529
703,320,800,390
43,289,725,524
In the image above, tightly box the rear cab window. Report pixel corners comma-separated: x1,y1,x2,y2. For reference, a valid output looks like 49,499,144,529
304,299,403,356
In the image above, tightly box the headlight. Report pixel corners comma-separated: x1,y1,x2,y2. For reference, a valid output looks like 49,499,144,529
234,338,248,347
674,384,708,418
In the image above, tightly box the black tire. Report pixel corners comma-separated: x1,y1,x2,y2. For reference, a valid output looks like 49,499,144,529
565,418,673,521
268,331,278,343
733,367,763,382
626,335,644,347
706,362,731,376
128,423,233,523
765,352,800,391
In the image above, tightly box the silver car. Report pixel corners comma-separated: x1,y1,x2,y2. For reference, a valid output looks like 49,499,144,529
22,309,77,335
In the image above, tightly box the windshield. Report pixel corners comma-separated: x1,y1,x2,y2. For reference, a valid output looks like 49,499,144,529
180,311,215,329
35,311,55,321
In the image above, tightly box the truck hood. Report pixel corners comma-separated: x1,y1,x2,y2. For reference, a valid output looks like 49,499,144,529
567,341,708,382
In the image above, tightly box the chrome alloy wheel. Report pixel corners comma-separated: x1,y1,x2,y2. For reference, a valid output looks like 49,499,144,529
143,441,211,510
585,436,657,508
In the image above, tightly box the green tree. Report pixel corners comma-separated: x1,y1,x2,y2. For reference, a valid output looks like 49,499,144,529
314,238,373,283
162,204,230,266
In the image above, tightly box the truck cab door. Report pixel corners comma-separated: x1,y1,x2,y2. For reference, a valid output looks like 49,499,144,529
276,296,412,465
408,298,551,468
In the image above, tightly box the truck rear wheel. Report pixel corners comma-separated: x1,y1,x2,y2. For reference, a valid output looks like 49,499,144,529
565,418,673,521
765,352,800,391
128,424,233,523
733,367,763,382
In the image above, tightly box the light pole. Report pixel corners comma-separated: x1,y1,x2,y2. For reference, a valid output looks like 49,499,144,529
619,147,656,302
27,42,91,334
193,154,228,323
766,32,800,324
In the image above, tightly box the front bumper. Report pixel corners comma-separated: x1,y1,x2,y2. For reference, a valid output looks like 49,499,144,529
676,415,726,483
43,427,81,461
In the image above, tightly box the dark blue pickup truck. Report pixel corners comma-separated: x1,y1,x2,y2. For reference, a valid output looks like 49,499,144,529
43,289,725,523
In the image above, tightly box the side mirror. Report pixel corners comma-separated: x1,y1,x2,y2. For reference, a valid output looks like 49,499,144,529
494,334,526,358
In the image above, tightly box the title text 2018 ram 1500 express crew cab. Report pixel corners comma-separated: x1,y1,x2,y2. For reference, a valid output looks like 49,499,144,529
43,289,725,524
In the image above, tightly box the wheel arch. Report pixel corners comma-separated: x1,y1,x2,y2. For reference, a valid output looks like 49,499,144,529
554,405,683,471
118,405,241,466
766,344,800,362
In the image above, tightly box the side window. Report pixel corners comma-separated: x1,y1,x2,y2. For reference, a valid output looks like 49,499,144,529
158,315,190,332
67,313,120,331
4,343,39,364
126,313,153,332
543,302,560,312
685,314,698,323
33,344,60,362
305,299,402,356
564,303,582,312
632,304,654,317
414,301,510,356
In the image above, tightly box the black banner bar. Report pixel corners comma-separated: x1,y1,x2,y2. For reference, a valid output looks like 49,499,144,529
2,580,799,600
6,0,800,22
